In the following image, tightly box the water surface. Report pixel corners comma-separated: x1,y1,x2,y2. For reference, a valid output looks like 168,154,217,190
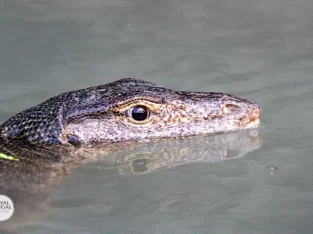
1,0,313,233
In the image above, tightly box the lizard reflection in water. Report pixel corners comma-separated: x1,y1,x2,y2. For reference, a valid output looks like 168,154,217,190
0,130,261,232
0,78,262,232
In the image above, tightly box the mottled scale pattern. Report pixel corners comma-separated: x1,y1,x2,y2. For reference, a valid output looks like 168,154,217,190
0,78,261,146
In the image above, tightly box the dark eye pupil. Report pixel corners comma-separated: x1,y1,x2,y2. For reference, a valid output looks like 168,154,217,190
131,106,149,121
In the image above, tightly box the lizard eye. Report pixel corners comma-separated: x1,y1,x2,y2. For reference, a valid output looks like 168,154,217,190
129,105,150,121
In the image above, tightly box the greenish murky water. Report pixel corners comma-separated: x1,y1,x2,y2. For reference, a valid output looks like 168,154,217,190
1,0,313,233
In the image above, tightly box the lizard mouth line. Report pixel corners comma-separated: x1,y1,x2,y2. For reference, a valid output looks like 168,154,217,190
245,118,260,128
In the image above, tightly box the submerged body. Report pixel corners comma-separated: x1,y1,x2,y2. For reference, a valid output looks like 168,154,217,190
0,78,261,147
0,129,261,232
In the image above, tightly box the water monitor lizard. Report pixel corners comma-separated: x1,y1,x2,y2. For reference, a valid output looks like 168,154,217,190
0,78,261,148
0,78,261,231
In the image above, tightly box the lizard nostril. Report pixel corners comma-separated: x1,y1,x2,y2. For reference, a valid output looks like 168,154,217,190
222,104,240,114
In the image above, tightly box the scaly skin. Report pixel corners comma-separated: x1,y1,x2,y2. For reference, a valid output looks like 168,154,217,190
0,78,261,147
